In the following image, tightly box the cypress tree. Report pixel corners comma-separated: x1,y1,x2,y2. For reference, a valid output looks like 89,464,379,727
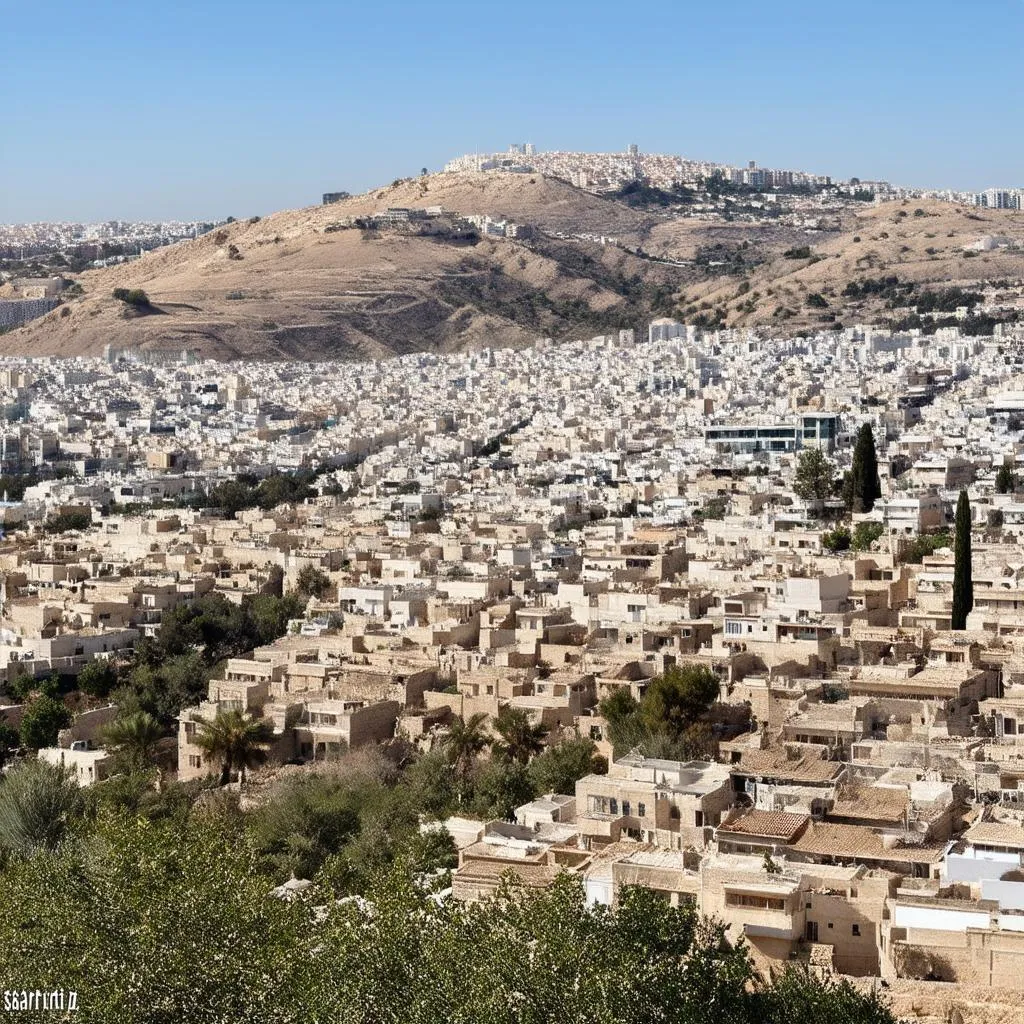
848,423,881,513
951,488,973,630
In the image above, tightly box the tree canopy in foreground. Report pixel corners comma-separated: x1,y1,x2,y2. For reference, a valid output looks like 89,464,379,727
0,809,899,1024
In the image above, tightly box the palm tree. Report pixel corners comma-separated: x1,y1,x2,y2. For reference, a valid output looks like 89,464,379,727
443,712,490,801
194,709,274,785
493,706,548,764
103,711,164,771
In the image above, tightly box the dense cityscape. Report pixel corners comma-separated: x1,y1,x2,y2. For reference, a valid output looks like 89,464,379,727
0,301,1020,1017
4,0,1024,1017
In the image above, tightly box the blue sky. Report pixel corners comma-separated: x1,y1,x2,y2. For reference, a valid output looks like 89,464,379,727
3,0,1021,222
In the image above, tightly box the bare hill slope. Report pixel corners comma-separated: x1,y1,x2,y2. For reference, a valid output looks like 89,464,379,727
5,174,675,361
675,200,1024,333
9,182,1022,361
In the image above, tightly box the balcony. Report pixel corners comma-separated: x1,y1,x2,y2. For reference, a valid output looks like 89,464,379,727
742,918,803,941
579,813,624,839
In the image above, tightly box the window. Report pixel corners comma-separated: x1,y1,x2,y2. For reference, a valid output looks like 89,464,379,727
852,924,861,936
726,893,785,911
188,755,202,769
622,801,631,817
694,811,704,827
609,799,618,815
638,802,646,818
806,921,818,942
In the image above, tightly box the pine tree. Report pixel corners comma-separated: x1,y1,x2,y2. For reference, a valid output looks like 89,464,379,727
996,463,1017,494
848,423,882,513
951,489,973,630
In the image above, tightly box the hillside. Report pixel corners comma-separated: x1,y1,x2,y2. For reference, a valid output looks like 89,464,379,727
7,181,1023,362
674,200,1024,333
4,174,684,361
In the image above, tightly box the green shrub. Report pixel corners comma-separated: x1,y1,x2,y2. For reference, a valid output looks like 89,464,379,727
851,521,884,551
112,288,150,307
821,525,851,552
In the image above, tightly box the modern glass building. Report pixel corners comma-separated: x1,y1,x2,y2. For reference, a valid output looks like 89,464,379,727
704,413,840,454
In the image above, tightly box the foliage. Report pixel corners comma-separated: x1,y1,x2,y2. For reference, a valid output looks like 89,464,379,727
491,706,547,764
443,712,490,802
598,687,642,751
914,286,983,314
757,966,897,1024
111,650,209,724
112,287,151,307
599,665,721,760
698,495,728,521
0,813,309,1022
0,773,902,1023
847,423,882,513
793,447,834,502
952,488,973,630
158,592,303,667
902,530,951,565
783,245,812,259
470,757,534,820
398,746,453,812
528,734,603,795
0,759,84,856
996,463,1017,494
842,275,912,302
294,565,332,600
0,718,19,767
5,670,59,703
19,695,72,749
102,711,164,772
641,665,720,736
42,507,91,534
851,521,884,551
821,684,849,704
194,708,274,784
84,772,210,824
821,525,851,552
76,658,119,699
186,470,318,517
611,180,696,208
0,472,40,501
246,772,366,879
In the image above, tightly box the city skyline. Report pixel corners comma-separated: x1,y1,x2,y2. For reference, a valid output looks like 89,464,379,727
3,0,1022,223
8,1,1024,1016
